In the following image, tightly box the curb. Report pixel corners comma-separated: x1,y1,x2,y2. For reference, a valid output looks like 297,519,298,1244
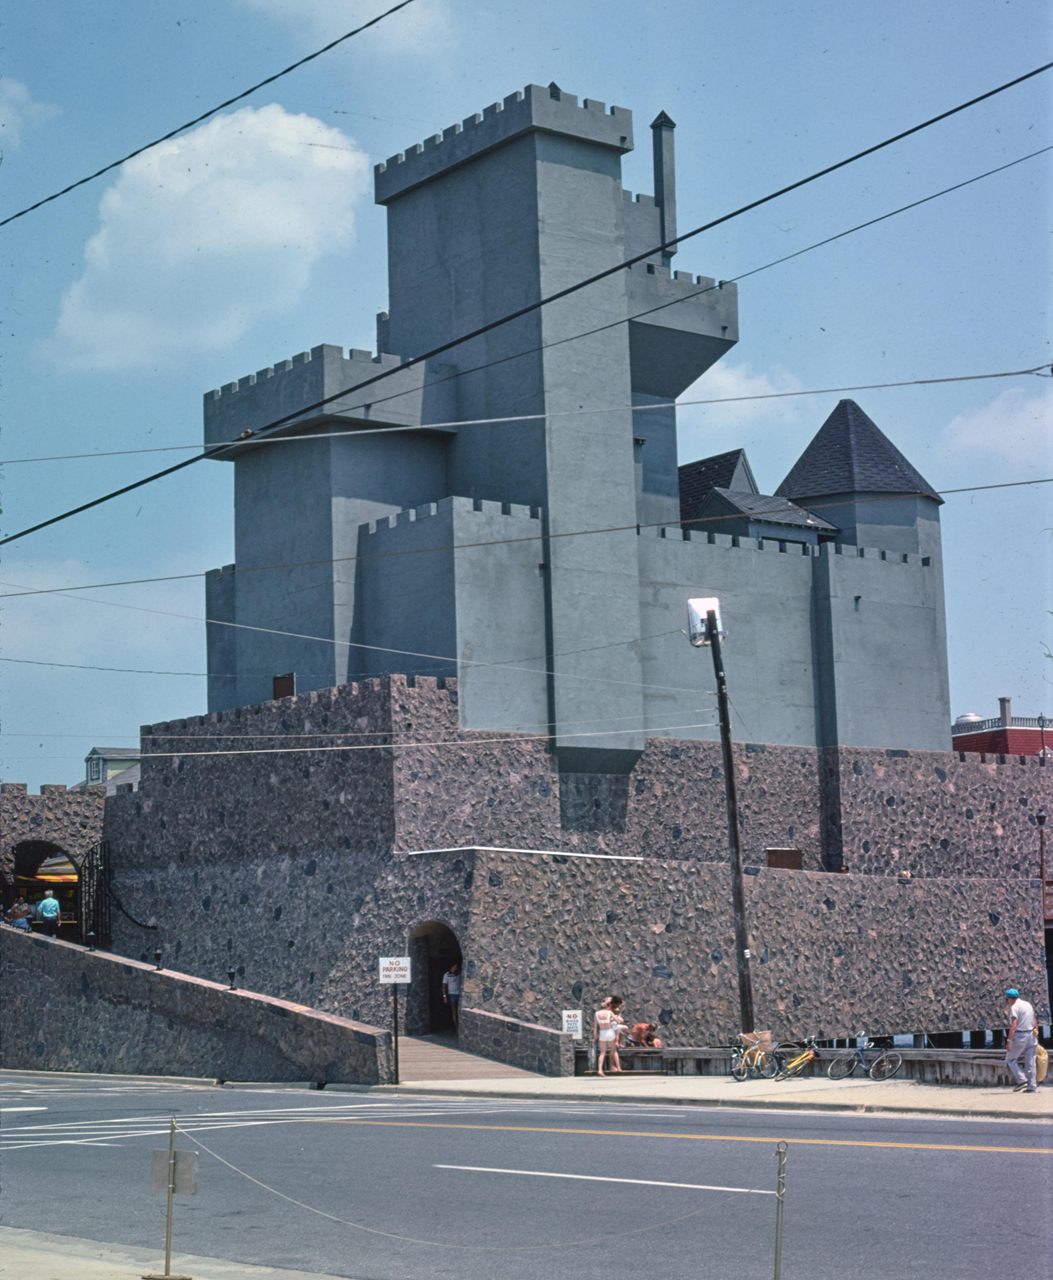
367,1082,1051,1122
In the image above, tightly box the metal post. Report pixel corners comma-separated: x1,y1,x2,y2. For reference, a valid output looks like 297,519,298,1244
707,610,755,1033
163,1118,176,1278
773,1141,788,1280
392,984,400,1085
1038,808,1047,921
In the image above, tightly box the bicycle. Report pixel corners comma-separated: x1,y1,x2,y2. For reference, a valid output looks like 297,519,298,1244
774,1036,818,1080
827,1039,903,1081
730,1030,779,1081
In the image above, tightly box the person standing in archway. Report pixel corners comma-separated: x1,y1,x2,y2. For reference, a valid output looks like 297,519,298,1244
442,961,462,1031
37,890,61,937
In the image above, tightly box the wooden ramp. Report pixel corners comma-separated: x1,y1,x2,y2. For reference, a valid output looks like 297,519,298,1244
397,1034,542,1082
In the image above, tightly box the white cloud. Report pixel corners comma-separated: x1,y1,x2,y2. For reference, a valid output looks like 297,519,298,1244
677,360,807,466
942,385,1053,468
0,78,58,148
51,104,370,370
234,0,453,55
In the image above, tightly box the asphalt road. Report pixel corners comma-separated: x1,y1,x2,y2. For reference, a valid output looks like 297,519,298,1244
2,1075,1051,1280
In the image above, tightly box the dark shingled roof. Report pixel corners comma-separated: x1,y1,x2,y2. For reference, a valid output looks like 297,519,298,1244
776,400,940,503
680,448,757,494
709,489,838,531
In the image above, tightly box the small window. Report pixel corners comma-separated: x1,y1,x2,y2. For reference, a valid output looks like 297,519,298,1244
765,847,803,871
87,758,103,782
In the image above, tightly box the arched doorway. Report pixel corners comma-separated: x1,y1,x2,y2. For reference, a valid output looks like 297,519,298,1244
4,841,79,937
406,921,462,1036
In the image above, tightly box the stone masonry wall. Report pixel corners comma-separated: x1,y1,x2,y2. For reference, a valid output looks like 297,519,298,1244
458,1006,574,1076
98,676,1050,1051
1,783,105,883
452,849,1048,1043
1,928,392,1083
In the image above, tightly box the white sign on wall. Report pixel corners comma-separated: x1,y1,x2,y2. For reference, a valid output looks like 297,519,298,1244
378,956,411,984
561,1009,584,1038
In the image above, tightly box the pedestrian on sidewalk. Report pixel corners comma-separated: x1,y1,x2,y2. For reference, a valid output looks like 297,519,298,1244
1003,987,1038,1093
442,961,462,1030
594,997,624,1076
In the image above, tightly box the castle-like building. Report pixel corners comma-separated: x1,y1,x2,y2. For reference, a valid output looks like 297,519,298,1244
203,82,951,770
8,87,1045,1075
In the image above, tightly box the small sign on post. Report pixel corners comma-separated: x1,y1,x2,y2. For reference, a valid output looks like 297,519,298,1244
379,955,411,1085
378,956,411,984
561,1009,584,1038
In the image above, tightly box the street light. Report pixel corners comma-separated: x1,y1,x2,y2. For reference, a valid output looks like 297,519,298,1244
688,597,756,1034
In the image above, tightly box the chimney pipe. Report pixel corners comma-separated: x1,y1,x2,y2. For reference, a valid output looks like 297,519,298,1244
998,696,1012,727
651,111,677,260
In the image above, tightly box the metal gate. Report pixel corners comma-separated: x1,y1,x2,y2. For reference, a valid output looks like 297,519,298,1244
76,841,112,948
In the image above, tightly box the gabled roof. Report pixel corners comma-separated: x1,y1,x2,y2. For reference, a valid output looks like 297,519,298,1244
707,488,838,531
680,448,758,495
85,746,140,760
776,400,940,503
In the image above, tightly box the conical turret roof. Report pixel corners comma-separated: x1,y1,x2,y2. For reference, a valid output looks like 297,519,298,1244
776,400,940,503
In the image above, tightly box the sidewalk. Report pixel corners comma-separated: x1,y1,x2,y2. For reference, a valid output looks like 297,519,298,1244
370,1067,1053,1120
0,1227,352,1280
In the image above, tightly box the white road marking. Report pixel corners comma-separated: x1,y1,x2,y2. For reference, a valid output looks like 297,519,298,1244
0,1106,48,1112
434,1164,775,1195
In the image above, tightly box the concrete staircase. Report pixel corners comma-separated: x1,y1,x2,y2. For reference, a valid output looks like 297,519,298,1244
396,1033,542,1082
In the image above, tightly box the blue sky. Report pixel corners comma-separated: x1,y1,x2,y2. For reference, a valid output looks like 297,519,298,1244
1,0,1050,789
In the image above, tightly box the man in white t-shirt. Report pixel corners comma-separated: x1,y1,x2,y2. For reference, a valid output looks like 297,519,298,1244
442,962,462,1030
1003,988,1038,1093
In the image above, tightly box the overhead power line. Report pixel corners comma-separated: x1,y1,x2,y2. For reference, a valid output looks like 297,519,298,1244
1,474,1048,603
2,66,1049,547
0,0,421,230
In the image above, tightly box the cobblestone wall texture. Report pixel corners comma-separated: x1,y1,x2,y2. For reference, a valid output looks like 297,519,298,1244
0,928,391,1082
96,676,1050,1049
458,1006,575,1075
0,783,105,883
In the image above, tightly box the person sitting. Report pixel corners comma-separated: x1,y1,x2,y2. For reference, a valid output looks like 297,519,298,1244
4,896,33,931
628,1022,663,1049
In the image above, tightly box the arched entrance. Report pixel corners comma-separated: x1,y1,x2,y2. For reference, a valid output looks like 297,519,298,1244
3,840,79,937
406,921,462,1036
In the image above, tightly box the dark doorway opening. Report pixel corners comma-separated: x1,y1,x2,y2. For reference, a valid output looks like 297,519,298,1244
407,921,462,1036
3,841,79,938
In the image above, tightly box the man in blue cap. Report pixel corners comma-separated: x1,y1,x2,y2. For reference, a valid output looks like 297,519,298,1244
1003,988,1038,1093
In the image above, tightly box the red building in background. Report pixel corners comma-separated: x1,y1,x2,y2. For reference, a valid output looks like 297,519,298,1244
952,697,1051,758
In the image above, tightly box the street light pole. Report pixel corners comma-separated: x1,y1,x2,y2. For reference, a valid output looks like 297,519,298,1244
1038,808,1048,922
688,598,755,1034
707,612,756,1034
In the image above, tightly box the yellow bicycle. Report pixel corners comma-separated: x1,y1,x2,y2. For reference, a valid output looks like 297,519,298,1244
731,1030,778,1081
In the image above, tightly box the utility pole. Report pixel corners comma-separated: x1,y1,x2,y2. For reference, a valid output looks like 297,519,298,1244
688,598,755,1034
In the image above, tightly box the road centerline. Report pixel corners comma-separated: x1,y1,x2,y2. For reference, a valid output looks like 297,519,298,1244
434,1164,776,1195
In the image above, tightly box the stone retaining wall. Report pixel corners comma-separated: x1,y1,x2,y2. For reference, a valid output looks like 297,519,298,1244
0,928,392,1084
459,1006,575,1075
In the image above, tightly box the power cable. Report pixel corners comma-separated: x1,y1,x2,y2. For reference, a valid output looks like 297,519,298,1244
0,0,421,230
2,474,1048,602
3,721,720,762
0,580,709,698
2,65,1048,546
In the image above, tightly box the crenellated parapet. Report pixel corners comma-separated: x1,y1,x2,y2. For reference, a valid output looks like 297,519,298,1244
359,494,542,539
375,84,633,204
203,343,459,452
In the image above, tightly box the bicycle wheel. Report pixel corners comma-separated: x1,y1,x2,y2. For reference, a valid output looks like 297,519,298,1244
731,1055,749,1082
757,1052,780,1079
827,1054,855,1081
869,1051,903,1081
